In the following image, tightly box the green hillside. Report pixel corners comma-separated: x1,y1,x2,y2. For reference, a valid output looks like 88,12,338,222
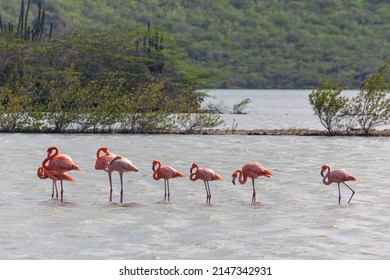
1,0,390,89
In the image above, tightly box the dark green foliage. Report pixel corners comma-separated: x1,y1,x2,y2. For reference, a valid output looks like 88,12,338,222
350,58,390,135
309,81,349,134
0,24,220,133
2,0,390,88
310,59,390,135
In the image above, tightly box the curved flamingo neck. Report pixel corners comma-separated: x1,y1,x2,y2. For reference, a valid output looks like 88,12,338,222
153,161,161,179
49,146,59,157
42,147,58,169
42,156,52,169
322,166,332,185
153,170,160,180
237,170,247,184
190,171,198,181
153,161,161,171
190,163,199,173
190,164,199,181
96,147,109,159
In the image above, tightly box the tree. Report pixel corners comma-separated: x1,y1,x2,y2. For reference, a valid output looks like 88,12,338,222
44,66,85,132
77,77,124,132
118,80,176,133
0,78,44,132
351,58,390,135
308,80,348,134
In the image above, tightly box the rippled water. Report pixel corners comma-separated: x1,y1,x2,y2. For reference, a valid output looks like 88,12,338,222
1,90,390,260
1,132,390,260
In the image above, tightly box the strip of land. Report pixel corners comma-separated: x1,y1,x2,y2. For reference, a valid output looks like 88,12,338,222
5,128,389,136
155,129,390,136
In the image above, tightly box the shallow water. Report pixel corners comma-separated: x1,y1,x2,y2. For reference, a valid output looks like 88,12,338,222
1,133,389,260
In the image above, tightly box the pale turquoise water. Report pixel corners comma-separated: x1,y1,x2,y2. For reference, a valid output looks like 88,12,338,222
1,90,389,260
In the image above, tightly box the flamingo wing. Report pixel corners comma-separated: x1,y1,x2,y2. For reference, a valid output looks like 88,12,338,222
199,168,222,181
242,163,272,179
48,156,72,172
47,154,83,173
44,169,75,182
120,157,140,172
329,169,356,183
109,156,139,173
95,154,116,170
243,163,262,178
160,166,185,179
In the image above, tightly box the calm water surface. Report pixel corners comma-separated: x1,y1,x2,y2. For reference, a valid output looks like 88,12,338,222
202,89,372,130
1,90,389,260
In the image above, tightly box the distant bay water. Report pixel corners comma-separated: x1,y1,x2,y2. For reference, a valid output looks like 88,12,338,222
201,89,367,131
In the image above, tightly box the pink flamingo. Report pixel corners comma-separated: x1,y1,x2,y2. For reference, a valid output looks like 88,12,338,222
95,146,117,202
152,159,185,201
320,164,356,204
190,163,222,203
232,162,272,202
106,155,139,203
95,146,117,170
42,146,83,202
37,166,74,199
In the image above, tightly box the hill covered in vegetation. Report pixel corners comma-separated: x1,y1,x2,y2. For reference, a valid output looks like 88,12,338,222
1,0,390,89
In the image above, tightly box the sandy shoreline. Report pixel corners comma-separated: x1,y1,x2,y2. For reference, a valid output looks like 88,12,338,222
3,128,390,136
154,128,390,136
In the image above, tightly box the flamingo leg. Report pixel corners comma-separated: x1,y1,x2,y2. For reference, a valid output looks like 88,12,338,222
60,178,64,203
338,184,341,205
51,181,56,198
207,181,211,203
167,180,170,201
55,181,58,199
204,181,207,202
108,172,113,202
204,181,210,203
252,179,256,203
343,182,355,204
119,172,124,203
163,180,167,201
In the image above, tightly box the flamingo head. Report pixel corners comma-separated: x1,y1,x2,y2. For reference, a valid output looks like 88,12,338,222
320,164,330,177
232,170,239,185
190,163,198,174
152,159,160,171
37,167,47,179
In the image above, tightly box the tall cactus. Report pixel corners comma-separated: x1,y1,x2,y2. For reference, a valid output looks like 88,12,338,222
1,0,52,41
0,14,15,34
143,21,164,74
